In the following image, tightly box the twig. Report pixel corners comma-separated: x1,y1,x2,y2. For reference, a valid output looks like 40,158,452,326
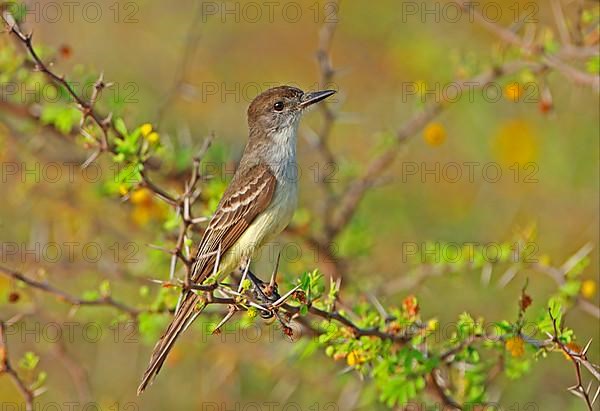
0,265,141,318
547,309,600,410
0,321,35,411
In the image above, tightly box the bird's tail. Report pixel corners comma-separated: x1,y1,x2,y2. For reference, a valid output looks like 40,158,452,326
137,291,205,395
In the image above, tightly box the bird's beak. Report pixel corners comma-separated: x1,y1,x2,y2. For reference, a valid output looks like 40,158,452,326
299,89,336,108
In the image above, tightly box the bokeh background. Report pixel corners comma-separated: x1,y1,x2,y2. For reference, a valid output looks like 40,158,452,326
1,0,598,410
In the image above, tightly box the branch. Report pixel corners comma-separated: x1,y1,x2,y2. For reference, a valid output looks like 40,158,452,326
455,0,599,90
1,10,117,150
0,321,35,411
0,265,141,318
547,310,600,410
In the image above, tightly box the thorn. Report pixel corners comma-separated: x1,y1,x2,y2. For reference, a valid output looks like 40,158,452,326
497,265,518,288
237,259,251,293
79,128,95,142
367,292,390,321
269,251,281,288
212,306,236,334
592,385,600,405
568,385,584,398
582,338,593,356
95,71,105,88
102,112,113,126
81,149,100,169
271,284,302,308
247,301,271,312
168,253,177,281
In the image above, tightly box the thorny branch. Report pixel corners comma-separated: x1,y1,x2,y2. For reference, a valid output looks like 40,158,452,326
1,3,599,410
1,7,215,289
547,310,600,410
0,321,35,411
0,264,142,318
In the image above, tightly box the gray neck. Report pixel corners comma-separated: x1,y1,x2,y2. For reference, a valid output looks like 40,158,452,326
245,117,300,183
263,122,298,180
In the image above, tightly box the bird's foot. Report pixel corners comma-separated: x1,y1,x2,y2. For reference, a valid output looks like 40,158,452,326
246,271,281,318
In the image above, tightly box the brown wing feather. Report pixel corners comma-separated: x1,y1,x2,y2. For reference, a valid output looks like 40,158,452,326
137,163,276,394
190,163,277,284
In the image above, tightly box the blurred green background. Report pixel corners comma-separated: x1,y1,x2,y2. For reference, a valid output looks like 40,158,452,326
0,0,598,410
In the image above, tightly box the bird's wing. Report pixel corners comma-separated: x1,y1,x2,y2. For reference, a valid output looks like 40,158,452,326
137,163,277,394
191,162,277,284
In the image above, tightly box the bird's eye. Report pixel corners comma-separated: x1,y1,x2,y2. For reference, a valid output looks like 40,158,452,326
273,101,284,111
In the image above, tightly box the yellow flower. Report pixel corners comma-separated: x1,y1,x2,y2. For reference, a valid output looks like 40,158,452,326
118,184,129,196
504,82,522,102
427,318,439,331
146,132,160,144
505,336,525,357
581,280,597,299
423,123,446,147
129,188,152,205
346,351,364,367
140,123,153,137
492,120,538,165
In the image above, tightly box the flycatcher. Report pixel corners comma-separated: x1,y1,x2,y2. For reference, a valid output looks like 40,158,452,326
137,85,336,394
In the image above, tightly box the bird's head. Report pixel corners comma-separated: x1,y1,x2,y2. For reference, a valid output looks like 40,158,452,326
247,86,336,138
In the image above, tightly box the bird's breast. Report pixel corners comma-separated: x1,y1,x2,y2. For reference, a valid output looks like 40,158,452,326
267,171,298,235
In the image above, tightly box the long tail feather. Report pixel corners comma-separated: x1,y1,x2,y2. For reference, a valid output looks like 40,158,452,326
137,291,205,394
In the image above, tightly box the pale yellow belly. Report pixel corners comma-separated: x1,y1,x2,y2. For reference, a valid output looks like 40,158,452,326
215,180,297,281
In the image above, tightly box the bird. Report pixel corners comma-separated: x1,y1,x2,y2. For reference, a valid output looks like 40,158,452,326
137,85,336,394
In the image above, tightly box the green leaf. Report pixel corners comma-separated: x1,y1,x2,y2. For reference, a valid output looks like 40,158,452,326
560,280,581,297
586,56,599,74
18,352,39,371
114,117,128,137
31,371,47,390
82,290,100,300
99,280,111,296
139,285,150,297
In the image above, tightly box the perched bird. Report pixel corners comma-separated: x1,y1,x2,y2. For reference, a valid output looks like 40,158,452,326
137,85,336,394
